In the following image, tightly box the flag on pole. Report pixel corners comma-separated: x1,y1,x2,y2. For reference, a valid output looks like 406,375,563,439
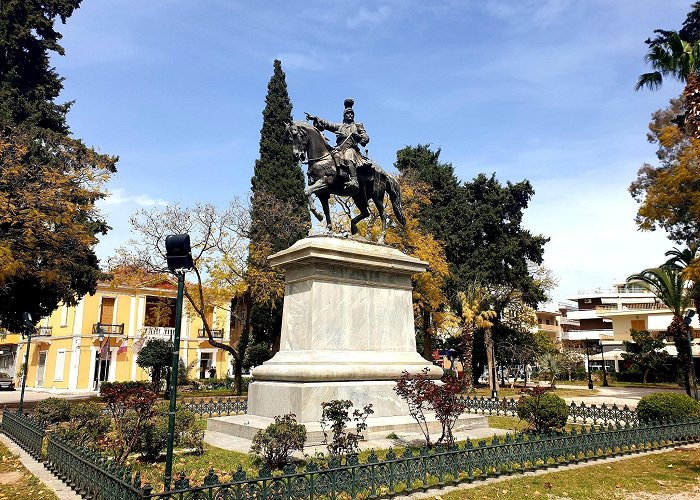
117,342,127,355
132,336,146,356
99,335,110,360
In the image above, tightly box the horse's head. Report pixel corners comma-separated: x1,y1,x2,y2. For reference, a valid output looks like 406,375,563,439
285,121,309,163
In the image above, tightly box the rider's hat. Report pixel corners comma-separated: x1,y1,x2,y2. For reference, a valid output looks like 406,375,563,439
344,98,354,112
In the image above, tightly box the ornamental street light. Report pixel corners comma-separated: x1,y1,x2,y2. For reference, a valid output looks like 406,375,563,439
18,312,35,414
163,234,193,491
599,341,609,387
684,309,698,401
585,341,594,390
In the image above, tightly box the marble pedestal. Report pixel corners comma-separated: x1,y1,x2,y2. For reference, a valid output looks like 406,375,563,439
247,236,443,423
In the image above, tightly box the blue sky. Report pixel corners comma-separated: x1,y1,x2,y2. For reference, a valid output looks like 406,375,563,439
52,0,692,301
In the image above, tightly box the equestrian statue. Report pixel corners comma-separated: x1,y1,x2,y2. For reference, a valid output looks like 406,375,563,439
286,98,405,243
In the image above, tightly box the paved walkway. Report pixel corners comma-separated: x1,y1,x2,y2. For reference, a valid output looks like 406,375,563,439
552,383,686,409
0,433,81,500
205,425,510,455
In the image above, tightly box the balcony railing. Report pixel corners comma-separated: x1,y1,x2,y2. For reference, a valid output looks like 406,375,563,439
198,328,224,339
35,326,52,337
141,326,175,337
596,303,666,313
538,324,559,332
91,323,125,336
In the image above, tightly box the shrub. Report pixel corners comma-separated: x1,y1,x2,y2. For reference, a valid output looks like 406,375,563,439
33,397,71,425
56,401,110,449
516,387,569,433
320,400,373,459
636,392,700,423
394,369,468,447
138,402,204,461
251,413,306,469
100,381,158,465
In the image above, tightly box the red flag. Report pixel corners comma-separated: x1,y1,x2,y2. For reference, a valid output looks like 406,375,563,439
117,343,127,355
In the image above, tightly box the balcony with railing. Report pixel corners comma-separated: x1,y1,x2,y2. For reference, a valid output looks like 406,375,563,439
537,324,559,333
92,323,125,336
596,302,666,313
198,328,224,339
140,326,176,337
560,329,614,341
35,326,52,337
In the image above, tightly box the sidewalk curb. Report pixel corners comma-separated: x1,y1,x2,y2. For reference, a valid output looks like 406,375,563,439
0,433,81,500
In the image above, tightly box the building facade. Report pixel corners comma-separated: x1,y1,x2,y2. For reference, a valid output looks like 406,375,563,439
16,282,237,392
564,283,700,372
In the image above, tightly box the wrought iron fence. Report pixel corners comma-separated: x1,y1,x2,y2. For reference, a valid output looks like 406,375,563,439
461,395,639,427
181,397,247,417
145,419,700,499
1,403,698,499
46,434,147,500
1,410,46,459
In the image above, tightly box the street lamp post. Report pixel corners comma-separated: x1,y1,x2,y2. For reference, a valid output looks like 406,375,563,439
163,234,193,492
599,341,609,387
18,312,35,414
684,309,698,401
585,341,593,390
490,340,498,399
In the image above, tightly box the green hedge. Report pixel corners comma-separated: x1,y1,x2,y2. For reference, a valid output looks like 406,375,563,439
636,392,700,423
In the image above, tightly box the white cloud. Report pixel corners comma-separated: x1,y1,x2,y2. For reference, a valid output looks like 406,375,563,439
100,189,168,207
482,0,572,28
275,52,324,71
347,5,393,29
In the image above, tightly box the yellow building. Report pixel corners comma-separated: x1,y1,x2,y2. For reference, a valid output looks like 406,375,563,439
16,282,237,392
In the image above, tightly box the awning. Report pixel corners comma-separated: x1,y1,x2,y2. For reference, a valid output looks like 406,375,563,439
587,348,627,361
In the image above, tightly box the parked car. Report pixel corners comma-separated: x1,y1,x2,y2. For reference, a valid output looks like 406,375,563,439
0,372,15,390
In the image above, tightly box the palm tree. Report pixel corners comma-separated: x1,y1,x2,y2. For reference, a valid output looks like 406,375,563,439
665,244,700,308
627,266,693,395
636,31,700,138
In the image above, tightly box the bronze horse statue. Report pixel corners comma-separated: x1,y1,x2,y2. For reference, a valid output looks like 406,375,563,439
285,120,405,242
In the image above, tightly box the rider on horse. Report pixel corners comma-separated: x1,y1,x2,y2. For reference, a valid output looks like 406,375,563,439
305,98,370,190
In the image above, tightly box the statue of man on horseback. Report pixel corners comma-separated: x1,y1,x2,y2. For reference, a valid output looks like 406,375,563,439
304,98,371,190
287,97,406,243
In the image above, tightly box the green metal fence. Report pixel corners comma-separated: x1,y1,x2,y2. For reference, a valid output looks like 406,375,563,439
1,410,46,460
179,395,638,426
181,396,246,417
461,396,639,426
45,434,146,500
146,419,699,499
1,404,695,500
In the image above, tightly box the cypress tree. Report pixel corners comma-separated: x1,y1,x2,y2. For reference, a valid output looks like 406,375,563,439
250,59,308,252
248,60,309,352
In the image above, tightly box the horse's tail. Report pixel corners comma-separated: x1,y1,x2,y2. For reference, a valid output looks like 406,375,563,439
386,174,406,226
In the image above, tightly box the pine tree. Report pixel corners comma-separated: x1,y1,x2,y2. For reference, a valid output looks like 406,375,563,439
0,0,117,332
248,60,309,352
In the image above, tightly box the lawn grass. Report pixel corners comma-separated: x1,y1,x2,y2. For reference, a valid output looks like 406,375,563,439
0,439,58,500
440,445,700,500
125,444,254,491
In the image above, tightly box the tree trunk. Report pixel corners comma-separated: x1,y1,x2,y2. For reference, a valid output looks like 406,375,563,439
422,309,433,362
670,315,692,396
484,328,499,394
683,73,700,139
643,367,649,384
